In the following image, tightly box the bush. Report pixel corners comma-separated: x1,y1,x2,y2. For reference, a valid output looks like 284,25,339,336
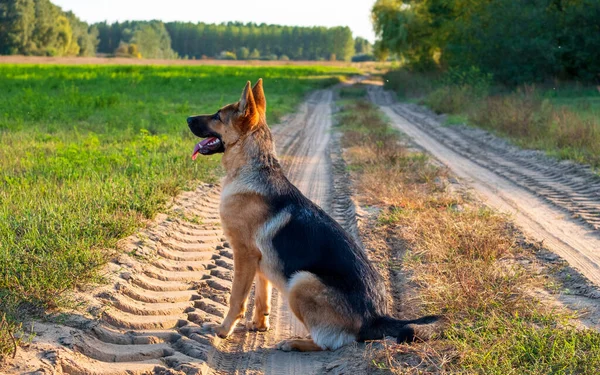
383,69,439,98
262,53,278,61
249,48,260,59
425,85,478,114
552,108,599,153
442,66,493,96
468,89,548,138
279,54,290,61
127,44,141,58
351,54,376,62
114,42,134,57
236,47,250,60
218,51,237,60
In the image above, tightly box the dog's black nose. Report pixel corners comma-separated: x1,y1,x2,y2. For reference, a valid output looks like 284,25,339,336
187,117,194,126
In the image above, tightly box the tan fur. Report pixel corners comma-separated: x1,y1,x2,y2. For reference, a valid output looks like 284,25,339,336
246,273,271,331
215,192,269,338
252,78,267,121
287,271,361,351
276,339,323,352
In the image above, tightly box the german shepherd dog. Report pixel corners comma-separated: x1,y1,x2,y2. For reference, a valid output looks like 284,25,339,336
187,80,441,351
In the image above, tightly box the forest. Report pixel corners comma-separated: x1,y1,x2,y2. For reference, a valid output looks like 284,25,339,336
0,0,98,57
371,0,600,84
0,0,365,61
99,21,356,61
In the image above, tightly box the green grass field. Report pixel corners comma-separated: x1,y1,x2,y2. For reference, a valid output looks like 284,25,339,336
0,64,356,351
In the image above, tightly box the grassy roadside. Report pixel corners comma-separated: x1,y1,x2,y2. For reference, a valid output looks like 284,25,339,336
0,64,357,359
336,88,600,374
384,69,600,169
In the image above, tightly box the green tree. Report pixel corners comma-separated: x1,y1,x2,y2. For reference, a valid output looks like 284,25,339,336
131,21,176,59
372,0,440,70
249,48,260,59
372,0,600,83
354,37,372,55
0,0,97,57
0,0,35,54
66,11,98,56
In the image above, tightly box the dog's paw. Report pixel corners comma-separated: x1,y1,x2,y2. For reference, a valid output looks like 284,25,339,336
275,340,295,352
246,319,269,332
201,322,230,339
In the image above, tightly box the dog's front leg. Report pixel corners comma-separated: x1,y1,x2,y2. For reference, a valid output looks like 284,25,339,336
211,248,259,338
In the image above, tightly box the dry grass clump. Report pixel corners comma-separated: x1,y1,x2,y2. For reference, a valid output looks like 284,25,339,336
424,86,477,115
400,208,536,320
338,97,600,374
551,108,600,166
469,89,548,139
469,90,600,167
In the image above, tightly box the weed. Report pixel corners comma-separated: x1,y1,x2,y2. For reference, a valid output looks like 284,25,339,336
0,315,18,360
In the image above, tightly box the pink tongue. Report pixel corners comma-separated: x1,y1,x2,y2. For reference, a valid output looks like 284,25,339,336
191,137,218,160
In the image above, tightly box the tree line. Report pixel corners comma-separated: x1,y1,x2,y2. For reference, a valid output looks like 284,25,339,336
0,0,370,61
0,0,98,56
96,21,177,59
372,0,600,84
98,21,356,61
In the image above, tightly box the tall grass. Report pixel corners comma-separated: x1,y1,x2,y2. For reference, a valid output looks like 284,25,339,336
0,64,356,358
338,98,600,374
383,69,600,168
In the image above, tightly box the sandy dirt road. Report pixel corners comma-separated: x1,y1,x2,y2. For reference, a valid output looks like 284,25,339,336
368,84,600,291
7,89,366,374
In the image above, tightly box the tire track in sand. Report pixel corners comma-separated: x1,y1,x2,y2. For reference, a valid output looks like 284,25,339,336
10,89,363,374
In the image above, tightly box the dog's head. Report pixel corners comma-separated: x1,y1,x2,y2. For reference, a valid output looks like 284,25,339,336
187,79,266,159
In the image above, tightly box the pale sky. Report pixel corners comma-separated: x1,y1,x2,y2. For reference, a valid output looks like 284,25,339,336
52,0,377,42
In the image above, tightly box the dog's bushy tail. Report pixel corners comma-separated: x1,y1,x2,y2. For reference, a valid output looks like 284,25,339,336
357,315,445,343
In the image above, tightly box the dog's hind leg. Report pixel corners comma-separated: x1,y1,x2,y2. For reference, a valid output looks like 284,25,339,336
276,338,322,352
247,273,271,331
278,271,359,352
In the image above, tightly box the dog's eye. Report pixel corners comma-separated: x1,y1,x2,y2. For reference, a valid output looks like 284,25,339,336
213,111,222,122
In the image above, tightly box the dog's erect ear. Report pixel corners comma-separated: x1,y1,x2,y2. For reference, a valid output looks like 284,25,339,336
239,81,259,127
252,78,266,116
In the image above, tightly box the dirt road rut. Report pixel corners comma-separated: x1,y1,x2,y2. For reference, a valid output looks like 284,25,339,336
368,85,600,289
11,89,363,375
